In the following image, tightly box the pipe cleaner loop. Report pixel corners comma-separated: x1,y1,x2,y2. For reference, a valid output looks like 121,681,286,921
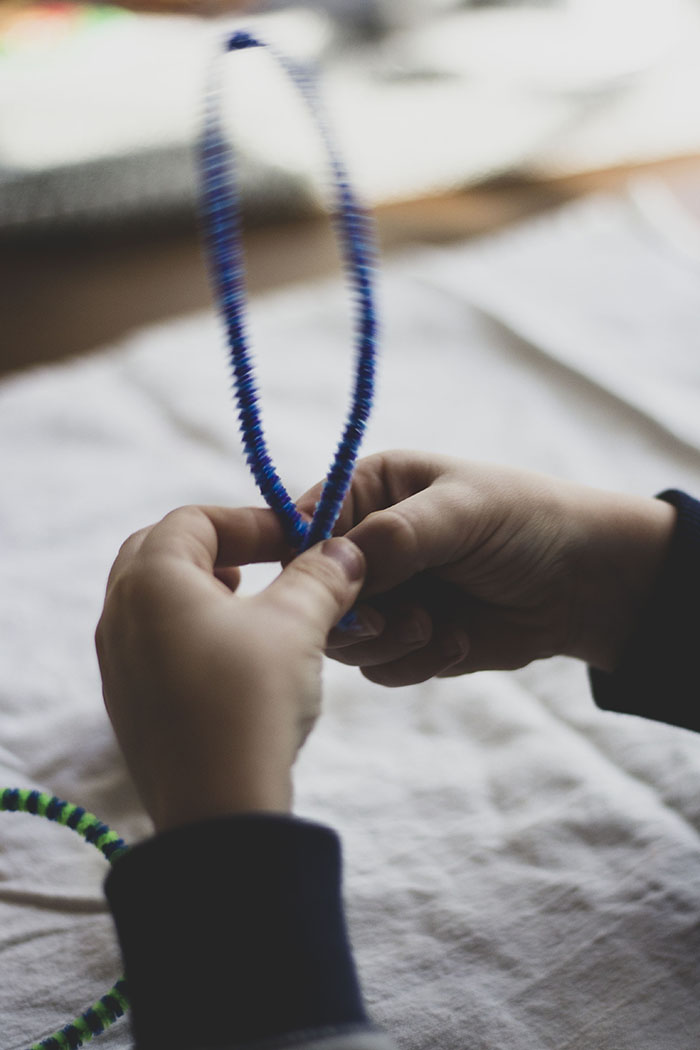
0,788,129,1050
199,30,378,551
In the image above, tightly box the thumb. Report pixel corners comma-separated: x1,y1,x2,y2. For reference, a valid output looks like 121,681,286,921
264,537,366,637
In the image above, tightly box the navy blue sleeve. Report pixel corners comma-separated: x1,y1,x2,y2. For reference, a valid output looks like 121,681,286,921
105,813,375,1050
589,490,700,733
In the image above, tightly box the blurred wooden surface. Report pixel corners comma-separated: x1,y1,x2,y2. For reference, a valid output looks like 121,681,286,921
2,153,700,378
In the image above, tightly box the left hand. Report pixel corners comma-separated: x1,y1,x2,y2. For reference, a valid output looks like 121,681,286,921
296,450,675,683
96,505,365,832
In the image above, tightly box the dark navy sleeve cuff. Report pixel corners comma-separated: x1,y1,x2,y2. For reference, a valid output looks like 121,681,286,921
105,813,369,1049
589,489,700,732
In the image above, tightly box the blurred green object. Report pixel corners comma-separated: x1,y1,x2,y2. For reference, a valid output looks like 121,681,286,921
0,2,127,59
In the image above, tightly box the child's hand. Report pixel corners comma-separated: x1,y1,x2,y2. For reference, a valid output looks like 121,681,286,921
96,505,365,832
297,451,675,685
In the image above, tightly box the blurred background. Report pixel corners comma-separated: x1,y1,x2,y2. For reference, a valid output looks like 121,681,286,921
2,0,700,374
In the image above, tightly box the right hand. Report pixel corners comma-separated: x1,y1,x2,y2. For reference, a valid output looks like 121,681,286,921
297,451,676,686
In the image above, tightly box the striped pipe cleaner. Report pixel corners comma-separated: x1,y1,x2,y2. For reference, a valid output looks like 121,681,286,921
0,787,129,1050
199,30,378,552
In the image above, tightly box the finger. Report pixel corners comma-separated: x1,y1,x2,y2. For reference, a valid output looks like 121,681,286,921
325,602,386,647
327,603,432,666
436,609,550,674
360,625,470,688
212,507,290,567
264,537,366,638
296,450,440,537
298,468,466,598
346,484,471,595
138,505,289,575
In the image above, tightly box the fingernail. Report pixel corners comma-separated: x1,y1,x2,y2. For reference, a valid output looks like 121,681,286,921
322,538,365,582
349,608,383,639
442,628,470,667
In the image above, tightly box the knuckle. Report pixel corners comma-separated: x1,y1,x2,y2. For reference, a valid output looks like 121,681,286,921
103,559,166,627
107,526,150,581
160,504,202,527
365,507,423,568
151,505,206,547
117,527,148,558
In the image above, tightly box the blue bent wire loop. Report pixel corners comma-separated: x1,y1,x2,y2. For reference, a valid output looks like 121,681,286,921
199,30,378,553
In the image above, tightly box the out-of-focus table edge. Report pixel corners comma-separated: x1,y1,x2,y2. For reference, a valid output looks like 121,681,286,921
2,152,700,379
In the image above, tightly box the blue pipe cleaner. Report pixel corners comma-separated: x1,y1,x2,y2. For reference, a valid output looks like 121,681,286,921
199,30,378,554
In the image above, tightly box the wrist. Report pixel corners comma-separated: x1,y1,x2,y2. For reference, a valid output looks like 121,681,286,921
567,489,676,672
151,762,294,834
142,718,300,833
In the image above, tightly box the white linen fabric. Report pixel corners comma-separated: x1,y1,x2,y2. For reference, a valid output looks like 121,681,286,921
2,183,700,1050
